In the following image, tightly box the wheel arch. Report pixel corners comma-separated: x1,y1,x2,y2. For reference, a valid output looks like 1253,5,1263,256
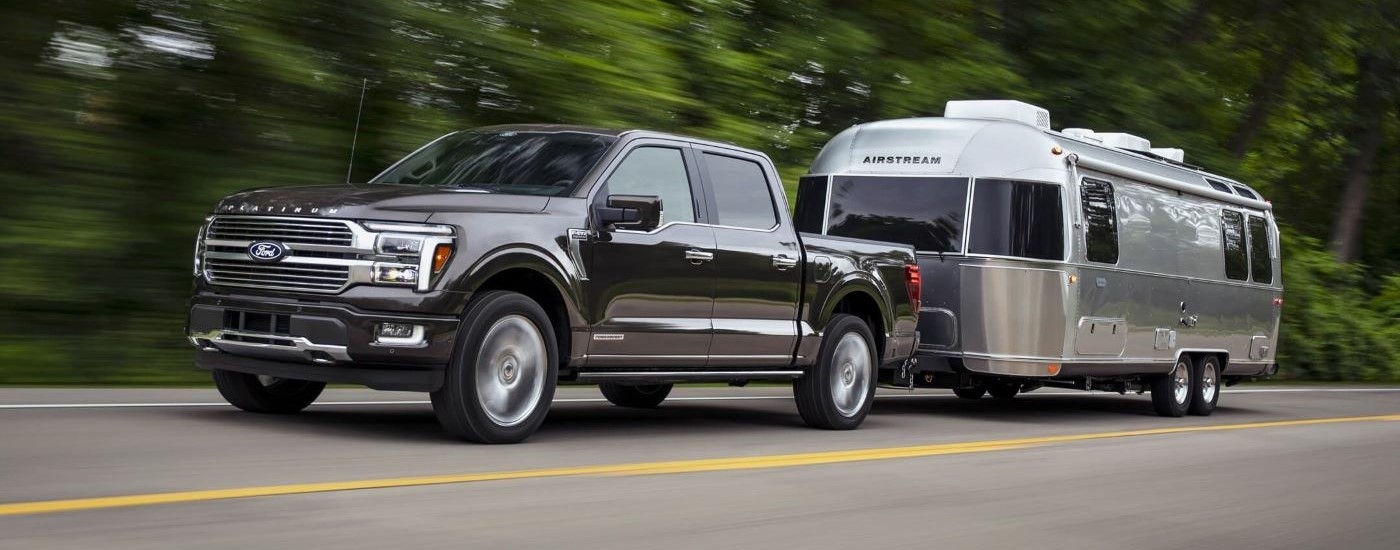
459,247,584,369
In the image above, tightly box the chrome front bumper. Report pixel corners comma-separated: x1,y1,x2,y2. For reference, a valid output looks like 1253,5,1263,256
189,328,352,364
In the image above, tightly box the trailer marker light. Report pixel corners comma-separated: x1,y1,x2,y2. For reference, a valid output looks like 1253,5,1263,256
1051,146,1064,156
1047,364,1062,375
1068,275,1079,285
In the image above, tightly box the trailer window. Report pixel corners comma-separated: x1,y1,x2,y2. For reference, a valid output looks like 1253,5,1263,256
1222,210,1248,281
1248,215,1273,284
826,176,967,253
794,176,828,234
1079,178,1119,264
968,179,1064,260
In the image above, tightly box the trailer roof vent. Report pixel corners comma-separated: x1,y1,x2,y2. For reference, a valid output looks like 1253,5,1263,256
944,100,1051,131
1061,128,1101,143
1150,148,1185,163
1093,132,1152,153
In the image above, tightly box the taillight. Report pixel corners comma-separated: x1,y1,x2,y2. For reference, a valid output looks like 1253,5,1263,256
905,264,922,306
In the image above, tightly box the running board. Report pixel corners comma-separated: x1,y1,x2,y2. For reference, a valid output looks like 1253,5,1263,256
574,370,804,384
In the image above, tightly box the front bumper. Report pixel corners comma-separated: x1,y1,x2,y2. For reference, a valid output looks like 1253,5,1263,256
187,293,460,392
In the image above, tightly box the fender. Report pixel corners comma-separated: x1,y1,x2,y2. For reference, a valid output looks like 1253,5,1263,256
817,272,893,336
455,244,586,329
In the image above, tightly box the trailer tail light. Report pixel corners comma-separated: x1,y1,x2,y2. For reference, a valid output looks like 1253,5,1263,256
905,264,922,306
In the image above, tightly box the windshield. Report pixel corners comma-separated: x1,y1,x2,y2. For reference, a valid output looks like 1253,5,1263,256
371,130,616,196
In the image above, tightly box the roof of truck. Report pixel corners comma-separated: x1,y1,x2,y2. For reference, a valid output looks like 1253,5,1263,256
467,124,757,156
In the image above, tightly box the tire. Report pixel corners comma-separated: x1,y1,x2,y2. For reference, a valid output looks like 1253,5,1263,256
952,386,986,400
794,314,878,430
211,370,324,414
431,291,558,444
599,383,673,408
1188,355,1221,416
1151,355,1194,417
987,383,1020,400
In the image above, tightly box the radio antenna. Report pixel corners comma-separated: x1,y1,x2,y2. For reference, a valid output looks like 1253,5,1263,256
345,78,368,184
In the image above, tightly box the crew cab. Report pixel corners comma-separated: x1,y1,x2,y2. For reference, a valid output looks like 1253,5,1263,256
188,125,919,443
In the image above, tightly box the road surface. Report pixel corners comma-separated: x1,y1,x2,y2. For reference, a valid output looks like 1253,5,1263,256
1,385,1398,549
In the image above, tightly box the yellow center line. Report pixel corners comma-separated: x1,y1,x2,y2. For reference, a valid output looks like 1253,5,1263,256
3,413,1397,517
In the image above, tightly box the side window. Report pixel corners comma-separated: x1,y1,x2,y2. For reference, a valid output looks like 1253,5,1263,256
1080,178,1119,264
1248,215,1273,284
968,179,1064,260
601,147,695,224
703,153,778,229
1221,210,1248,281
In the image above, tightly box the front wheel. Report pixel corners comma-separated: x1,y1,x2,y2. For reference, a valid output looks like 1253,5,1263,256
987,383,1020,400
794,314,877,430
431,291,558,444
1151,356,1193,417
211,370,325,414
599,383,673,408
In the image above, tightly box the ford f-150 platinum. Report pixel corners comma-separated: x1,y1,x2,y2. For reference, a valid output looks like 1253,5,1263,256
188,125,919,443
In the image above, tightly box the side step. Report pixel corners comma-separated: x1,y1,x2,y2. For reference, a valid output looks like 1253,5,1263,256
574,370,804,384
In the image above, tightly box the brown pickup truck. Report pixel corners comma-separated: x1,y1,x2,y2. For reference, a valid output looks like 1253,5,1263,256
188,125,919,443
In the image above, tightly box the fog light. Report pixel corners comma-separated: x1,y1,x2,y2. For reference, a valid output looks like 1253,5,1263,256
375,323,425,346
373,263,419,285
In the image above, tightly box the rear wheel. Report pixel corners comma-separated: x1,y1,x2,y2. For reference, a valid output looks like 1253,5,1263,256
599,383,673,408
1151,356,1193,417
794,314,877,430
987,383,1020,400
431,291,558,444
952,386,986,400
1188,355,1221,416
211,370,324,414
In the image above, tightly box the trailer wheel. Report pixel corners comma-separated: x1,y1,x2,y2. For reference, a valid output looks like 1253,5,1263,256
1151,356,1193,417
431,291,558,444
212,370,324,414
599,383,673,408
987,383,1020,400
1188,355,1221,416
953,387,986,400
794,314,877,430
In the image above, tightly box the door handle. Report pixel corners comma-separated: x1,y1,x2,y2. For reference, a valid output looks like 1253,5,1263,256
771,254,798,270
685,249,714,264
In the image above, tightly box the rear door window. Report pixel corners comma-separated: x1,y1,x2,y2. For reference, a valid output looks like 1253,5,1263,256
1248,215,1273,284
1221,210,1248,281
793,176,828,234
826,176,968,253
1080,178,1119,264
968,179,1064,260
702,153,778,230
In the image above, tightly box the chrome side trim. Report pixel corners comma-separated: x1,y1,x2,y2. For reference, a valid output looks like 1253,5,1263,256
575,370,803,381
188,329,351,363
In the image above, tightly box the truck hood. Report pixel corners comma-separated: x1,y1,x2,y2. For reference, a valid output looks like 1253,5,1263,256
213,185,551,222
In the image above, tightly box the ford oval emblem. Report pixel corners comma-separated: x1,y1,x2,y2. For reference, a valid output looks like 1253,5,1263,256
247,241,287,263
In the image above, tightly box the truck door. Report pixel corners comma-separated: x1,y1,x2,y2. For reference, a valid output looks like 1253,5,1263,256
584,142,716,367
694,147,802,367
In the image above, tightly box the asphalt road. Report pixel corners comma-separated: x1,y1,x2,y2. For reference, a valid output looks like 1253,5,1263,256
1,385,1398,549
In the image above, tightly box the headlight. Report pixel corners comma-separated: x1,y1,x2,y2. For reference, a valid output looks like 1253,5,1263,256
193,220,208,276
376,234,424,255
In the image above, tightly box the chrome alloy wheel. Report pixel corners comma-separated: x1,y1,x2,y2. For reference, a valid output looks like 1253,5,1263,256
829,332,872,417
1201,360,1219,403
1172,360,1190,405
474,314,547,427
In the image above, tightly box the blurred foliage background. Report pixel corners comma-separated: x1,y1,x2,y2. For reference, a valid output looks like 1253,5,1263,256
1,0,1399,384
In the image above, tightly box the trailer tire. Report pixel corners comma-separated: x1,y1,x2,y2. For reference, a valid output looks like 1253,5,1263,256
987,383,1020,400
212,370,324,414
794,314,877,430
1151,356,1193,417
953,387,986,399
431,291,558,444
1188,355,1221,416
599,383,673,409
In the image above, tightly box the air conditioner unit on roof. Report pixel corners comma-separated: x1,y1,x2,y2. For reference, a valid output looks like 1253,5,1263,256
1151,148,1185,163
944,100,1051,131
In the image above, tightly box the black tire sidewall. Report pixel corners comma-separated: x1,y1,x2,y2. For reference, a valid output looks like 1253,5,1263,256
599,382,673,408
795,314,878,430
1188,355,1221,416
1152,356,1193,417
433,291,559,443
212,369,325,414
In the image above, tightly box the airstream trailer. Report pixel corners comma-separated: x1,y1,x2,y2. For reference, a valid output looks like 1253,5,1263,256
794,100,1282,417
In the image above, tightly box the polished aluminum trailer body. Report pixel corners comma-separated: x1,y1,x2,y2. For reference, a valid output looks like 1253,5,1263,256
798,105,1282,383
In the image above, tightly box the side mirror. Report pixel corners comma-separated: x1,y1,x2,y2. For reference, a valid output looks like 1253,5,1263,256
597,194,662,231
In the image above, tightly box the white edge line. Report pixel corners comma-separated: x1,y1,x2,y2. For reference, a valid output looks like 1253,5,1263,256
0,388,1397,410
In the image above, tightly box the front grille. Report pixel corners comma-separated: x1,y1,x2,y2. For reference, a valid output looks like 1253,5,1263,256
207,217,354,246
204,257,351,292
